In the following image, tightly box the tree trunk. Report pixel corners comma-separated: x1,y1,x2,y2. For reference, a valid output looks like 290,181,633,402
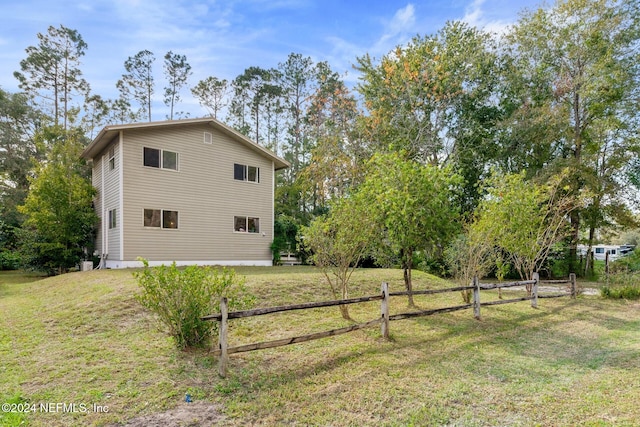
402,248,415,307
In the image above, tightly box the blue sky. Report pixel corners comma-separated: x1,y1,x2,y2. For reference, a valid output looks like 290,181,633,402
0,0,544,119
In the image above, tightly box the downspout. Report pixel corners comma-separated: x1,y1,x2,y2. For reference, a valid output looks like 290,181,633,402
119,131,125,264
101,153,107,268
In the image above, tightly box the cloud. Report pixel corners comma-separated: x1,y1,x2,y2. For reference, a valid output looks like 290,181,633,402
371,3,416,57
462,0,514,35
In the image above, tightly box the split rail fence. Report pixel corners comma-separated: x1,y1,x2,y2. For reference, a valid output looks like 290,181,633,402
202,272,577,377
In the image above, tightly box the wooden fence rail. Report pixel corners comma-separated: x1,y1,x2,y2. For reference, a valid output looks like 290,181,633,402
204,273,577,377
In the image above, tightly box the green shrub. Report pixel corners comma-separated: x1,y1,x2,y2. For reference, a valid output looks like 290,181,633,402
134,259,255,349
601,272,640,300
0,251,21,270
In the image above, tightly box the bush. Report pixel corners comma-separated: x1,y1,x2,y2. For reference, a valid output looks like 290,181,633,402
0,251,21,270
134,259,255,349
600,272,640,300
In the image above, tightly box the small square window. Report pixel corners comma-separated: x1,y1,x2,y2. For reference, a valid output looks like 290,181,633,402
248,217,260,233
162,151,178,171
234,164,245,181
247,166,259,183
234,216,246,232
144,147,160,168
144,209,161,227
163,210,178,229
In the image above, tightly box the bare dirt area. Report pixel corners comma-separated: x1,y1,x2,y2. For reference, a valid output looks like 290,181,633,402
109,402,227,427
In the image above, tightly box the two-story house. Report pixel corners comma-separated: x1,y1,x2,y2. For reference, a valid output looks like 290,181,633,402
81,118,289,268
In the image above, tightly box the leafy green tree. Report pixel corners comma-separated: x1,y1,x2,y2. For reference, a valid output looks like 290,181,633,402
13,25,89,129
502,0,640,272
191,76,229,119
302,194,376,320
18,126,98,274
163,51,192,120
359,153,461,306
0,89,42,233
117,50,155,121
471,171,574,284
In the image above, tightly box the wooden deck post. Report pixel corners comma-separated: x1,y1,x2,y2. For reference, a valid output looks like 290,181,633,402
570,273,577,299
218,297,229,378
473,276,481,320
531,272,539,308
381,282,390,339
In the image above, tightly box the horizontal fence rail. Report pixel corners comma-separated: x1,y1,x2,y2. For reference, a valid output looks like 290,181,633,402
204,273,577,377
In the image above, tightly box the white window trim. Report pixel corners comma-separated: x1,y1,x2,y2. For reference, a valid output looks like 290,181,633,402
143,208,180,230
233,215,261,234
233,163,260,183
143,147,180,172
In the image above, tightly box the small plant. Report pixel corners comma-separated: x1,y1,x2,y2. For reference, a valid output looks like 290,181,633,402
134,259,254,349
601,272,640,300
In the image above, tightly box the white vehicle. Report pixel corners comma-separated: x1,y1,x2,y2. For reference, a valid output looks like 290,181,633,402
578,244,635,261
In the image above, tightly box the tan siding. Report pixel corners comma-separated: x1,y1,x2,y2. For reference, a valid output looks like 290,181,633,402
104,140,121,260
92,154,103,254
122,124,273,262
92,139,121,260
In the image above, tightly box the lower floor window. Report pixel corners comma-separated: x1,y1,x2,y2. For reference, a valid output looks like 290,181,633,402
108,209,117,229
144,209,179,229
234,216,259,233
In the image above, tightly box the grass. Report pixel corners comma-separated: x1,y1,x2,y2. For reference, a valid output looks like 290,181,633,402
1,267,639,426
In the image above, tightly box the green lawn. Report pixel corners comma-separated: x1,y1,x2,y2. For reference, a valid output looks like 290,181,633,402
1,267,639,426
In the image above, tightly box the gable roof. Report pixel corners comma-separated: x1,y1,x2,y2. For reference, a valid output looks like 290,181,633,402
81,117,290,170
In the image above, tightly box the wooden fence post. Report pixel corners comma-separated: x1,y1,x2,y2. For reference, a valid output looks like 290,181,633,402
473,276,481,320
531,272,539,308
381,282,390,339
570,273,577,299
218,297,229,378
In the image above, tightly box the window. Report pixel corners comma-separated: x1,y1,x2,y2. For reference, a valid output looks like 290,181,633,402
163,210,178,229
144,147,160,168
233,163,259,183
108,146,115,170
144,147,178,171
234,216,259,233
144,209,179,229
204,132,212,144
595,247,605,254
108,209,117,229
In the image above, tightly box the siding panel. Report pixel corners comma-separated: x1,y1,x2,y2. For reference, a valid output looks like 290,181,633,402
121,124,274,263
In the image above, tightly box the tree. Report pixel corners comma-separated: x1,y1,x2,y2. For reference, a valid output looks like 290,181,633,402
359,153,461,306
299,61,363,212
163,51,192,120
356,22,499,166
470,171,575,284
18,126,98,274
191,76,229,119
0,89,42,234
302,195,376,320
117,50,155,122
13,25,89,129
503,0,640,272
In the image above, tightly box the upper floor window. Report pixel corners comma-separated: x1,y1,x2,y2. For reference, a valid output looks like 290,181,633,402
144,147,179,171
108,146,115,170
234,163,259,183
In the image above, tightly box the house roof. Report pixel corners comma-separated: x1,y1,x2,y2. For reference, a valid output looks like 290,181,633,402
81,117,290,170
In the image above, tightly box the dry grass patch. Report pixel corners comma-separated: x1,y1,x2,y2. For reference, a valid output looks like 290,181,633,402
1,267,639,426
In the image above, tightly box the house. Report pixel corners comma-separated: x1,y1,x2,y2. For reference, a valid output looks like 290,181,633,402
81,118,289,268
577,244,635,262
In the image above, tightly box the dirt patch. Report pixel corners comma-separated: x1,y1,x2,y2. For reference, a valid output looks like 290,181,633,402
110,402,227,427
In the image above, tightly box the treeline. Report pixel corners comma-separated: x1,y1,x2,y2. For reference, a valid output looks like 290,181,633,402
1,0,639,276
